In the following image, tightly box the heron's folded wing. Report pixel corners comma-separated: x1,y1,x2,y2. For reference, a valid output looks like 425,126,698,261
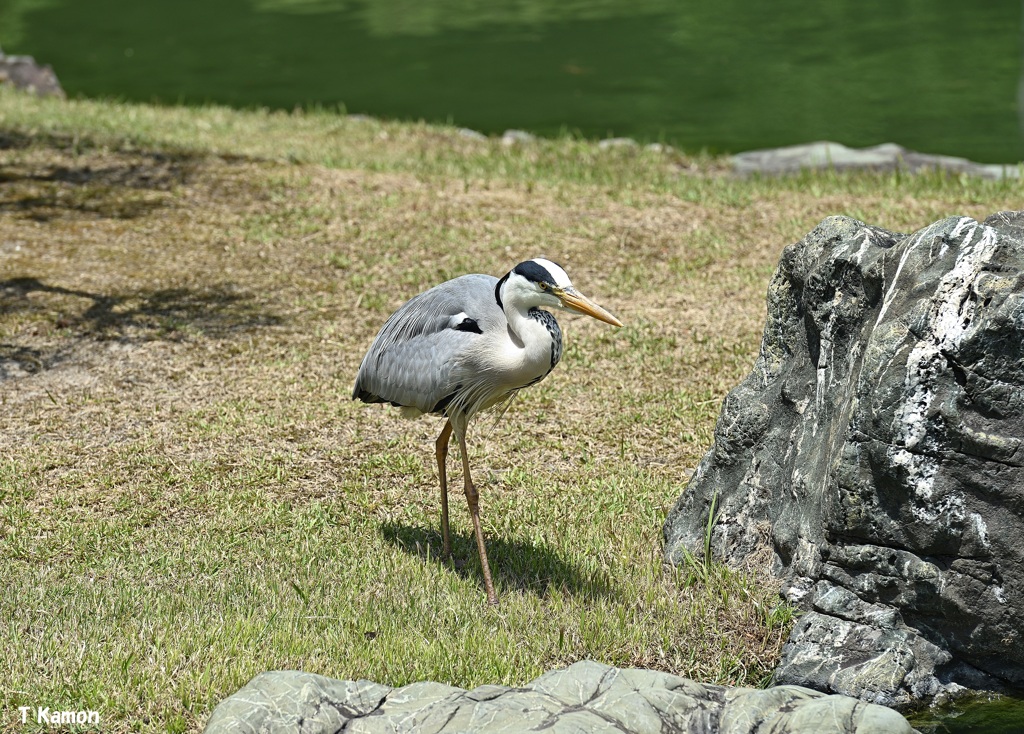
352,274,500,414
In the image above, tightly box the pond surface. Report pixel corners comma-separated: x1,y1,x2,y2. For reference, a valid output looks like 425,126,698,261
3,0,1022,162
908,693,1024,734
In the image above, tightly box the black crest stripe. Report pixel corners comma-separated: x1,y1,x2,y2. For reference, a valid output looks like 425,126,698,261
513,260,558,286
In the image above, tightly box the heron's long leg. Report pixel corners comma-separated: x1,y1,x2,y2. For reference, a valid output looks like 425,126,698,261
435,419,454,560
457,428,498,606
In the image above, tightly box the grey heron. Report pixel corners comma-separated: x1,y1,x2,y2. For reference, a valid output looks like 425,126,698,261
353,258,622,605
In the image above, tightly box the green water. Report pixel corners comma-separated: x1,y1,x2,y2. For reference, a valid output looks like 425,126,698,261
908,693,1024,734
2,0,1022,162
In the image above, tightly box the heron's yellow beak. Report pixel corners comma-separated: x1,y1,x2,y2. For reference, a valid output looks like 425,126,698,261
556,287,623,327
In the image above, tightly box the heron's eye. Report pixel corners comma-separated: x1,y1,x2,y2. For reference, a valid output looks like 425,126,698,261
538,282,549,290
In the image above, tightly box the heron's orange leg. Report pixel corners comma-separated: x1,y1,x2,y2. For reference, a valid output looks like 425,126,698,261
457,429,498,606
435,419,454,560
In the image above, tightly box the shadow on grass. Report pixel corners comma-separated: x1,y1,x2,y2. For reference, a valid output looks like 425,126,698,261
380,521,617,602
0,129,199,220
0,277,280,379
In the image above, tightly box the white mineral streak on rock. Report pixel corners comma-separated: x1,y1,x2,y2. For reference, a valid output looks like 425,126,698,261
815,340,832,417
852,226,875,264
876,226,929,329
813,286,846,424
785,571,816,604
890,218,999,524
970,512,989,546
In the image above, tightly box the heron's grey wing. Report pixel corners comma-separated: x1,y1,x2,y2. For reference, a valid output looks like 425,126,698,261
352,274,502,414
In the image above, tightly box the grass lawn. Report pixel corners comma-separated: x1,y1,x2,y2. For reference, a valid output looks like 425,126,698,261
2,87,1023,732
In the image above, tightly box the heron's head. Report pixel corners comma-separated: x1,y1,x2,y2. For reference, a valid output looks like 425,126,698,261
497,258,623,327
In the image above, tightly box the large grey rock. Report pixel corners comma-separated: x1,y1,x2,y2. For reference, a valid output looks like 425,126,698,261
203,660,915,733
0,45,65,98
732,141,1020,180
664,211,1024,708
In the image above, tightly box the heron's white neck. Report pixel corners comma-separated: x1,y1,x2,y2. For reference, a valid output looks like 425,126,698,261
504,302,552,348
496,278,562,383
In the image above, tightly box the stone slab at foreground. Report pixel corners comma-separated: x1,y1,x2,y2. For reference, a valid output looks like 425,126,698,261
203,660,914,733
664,211,1024,708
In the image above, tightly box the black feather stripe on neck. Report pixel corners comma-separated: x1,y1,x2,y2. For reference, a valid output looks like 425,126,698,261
494,272,510,310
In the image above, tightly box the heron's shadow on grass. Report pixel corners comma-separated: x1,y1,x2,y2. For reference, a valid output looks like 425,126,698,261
381,522,617,602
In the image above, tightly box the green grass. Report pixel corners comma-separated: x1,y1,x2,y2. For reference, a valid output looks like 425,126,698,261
3,87,1024,732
